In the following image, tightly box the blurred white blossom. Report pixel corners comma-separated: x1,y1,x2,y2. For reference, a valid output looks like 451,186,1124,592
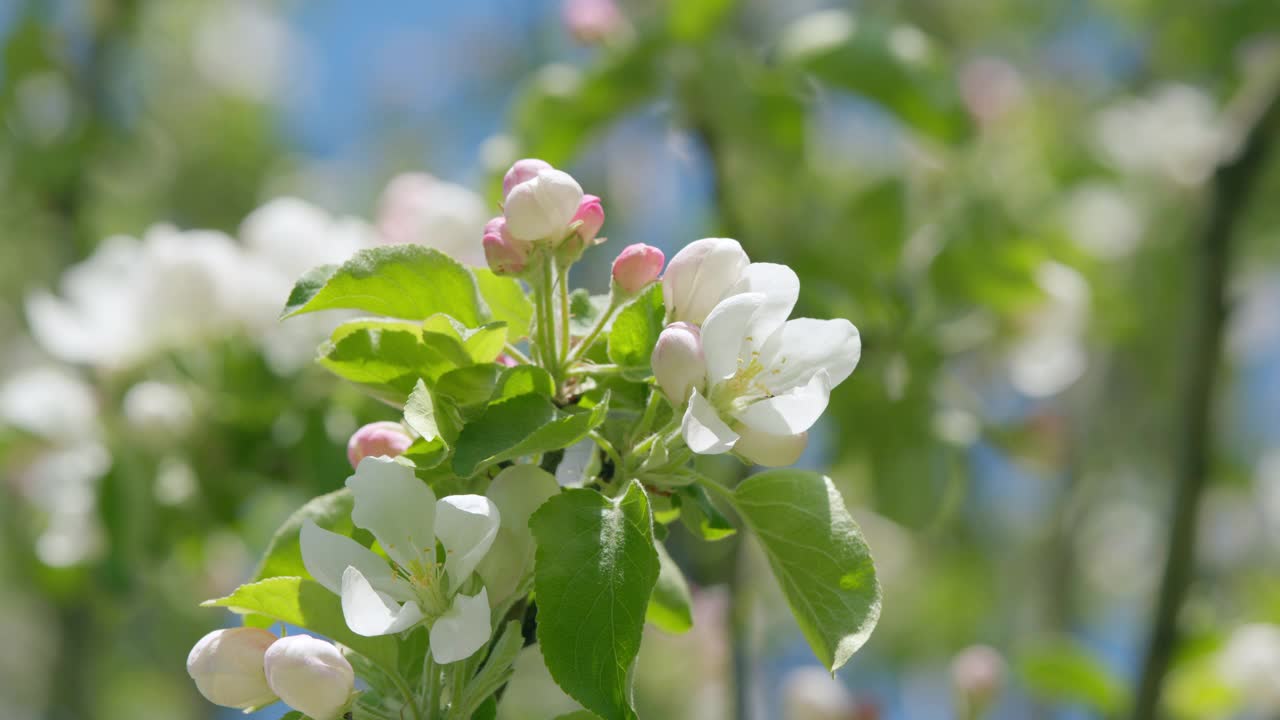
1063,182,1145,260
1007,261,1091,397
376,173,489,266
1217,624,1280,713
1093,84,1228,186
0,365,99,441
781,666,855,720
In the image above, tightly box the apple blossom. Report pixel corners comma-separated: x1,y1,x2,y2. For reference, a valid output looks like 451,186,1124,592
611,243,664,296
563,0,624,44
476,465,559,606
346,421,413,468
678,270,860,467
186,627,278,711
263,635,354,720
375,173,489,267
301,456,499,663
1217,624,1280,712
651,322,706,405
482,216,531,276
502,165,584,244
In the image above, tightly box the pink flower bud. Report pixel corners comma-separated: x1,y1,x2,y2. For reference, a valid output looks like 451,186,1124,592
187,627,278,710
612,243,664,296
346,421,413,469
651,322,705,404
482,217,530,276
574,194,605,246
951,645,1006,714
496,353,519,368
502,158,553,200
504,168,583,243
563,0,624,44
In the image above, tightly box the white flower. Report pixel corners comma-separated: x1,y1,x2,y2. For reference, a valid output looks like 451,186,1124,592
263,635,354,720
0,365,99,441
301,457,499,663
780,666,855,720
186,627,278,711
122,381,194,437
502,167,584,243
476,465,559,607
679,271,860,467
377,173,489,267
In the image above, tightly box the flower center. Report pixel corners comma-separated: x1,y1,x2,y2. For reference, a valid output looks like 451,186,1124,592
710,353,776,417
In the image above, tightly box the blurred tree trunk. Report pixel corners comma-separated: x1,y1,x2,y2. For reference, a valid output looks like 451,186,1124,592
1131,70,1280,720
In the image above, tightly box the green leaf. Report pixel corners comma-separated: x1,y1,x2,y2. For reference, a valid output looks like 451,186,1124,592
647,540,693,634
607,284,664,379
669,0,735,40
778,15,969,142
436,365,501,409
553,714,602,720
492,365,555,402
1019,638,1130,715
452,392,610,477
203,577,398,673
569,289,612,337
474,269,532,340
729,471,880,671
531,481,660,720
250,490,369,585
279,712,305,720
283,245,485,326
319,325,432,404
405,379,444,441
678,484,737,541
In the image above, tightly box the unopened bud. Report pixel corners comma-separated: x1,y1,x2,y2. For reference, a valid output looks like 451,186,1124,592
263,635,354,720
347,421,413,469
502,158,553,200
563,0,625,44
186,627,278,711
662,238,749,325
951,645,1006,714
611,243,664,296
503,167,583,243
482,217,531,276
651,322,706,404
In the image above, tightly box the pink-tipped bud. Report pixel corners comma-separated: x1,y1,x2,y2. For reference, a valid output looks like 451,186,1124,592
951,645,1006,714
346,421,413,469
563,0,624,44
502,158,554,200
612,243,664,296
263,635,354,720
482,217,530,276
496,353,519,368
651,322,706,404
574,194,605,246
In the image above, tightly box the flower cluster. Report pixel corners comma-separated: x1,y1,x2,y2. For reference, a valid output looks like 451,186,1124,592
184,158,874,720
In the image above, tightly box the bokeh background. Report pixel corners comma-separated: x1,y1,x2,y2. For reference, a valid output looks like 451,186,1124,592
2,0,1280,719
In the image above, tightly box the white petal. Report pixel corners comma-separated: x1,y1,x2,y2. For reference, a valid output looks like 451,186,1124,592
430,588,492,664
477,465,559,606
503,169,583,242
435,495,500,586
346,456,437,571
733,427,808,467
340,565,425,637
682,389,739,455
300,520,408,599
663,238,749,325
759,318,861,392
727,263,798,340
700,293,765,382
736,371,832,435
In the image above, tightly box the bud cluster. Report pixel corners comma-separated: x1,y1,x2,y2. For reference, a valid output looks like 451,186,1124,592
187,628,355,720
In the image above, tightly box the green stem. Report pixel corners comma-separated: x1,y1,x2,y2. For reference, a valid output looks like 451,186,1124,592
503,343,532,365
382,666,422,720
559,261,572,366
539,259,560,383
630,389,666,446
566,363,622,377
590,430,624,471
693,472,737,506
565,297,621,367
421,653,440,720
